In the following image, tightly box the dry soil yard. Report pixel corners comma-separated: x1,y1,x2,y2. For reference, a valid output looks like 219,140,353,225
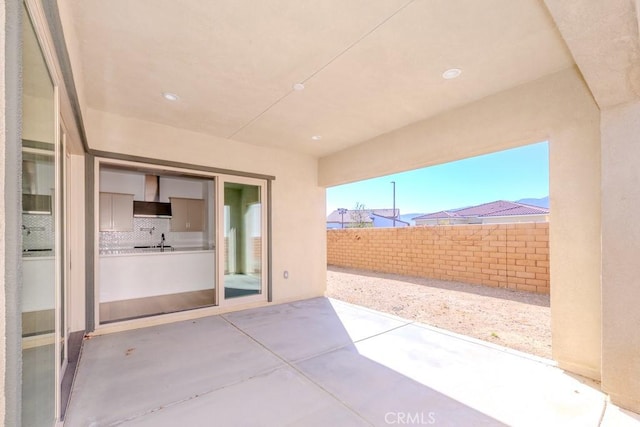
326,266,551,359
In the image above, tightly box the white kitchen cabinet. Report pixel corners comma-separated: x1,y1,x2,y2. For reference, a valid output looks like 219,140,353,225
100,192,134,231
100,169,145,200
34,157,54,195
170,197,204,232
159,176,206,202
22,256,55,311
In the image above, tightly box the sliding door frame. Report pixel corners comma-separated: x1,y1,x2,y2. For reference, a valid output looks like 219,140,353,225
217,176,269,307
91,157,270,332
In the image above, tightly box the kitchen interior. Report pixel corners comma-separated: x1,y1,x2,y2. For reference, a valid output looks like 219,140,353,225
97,164,264,324
22,143,56,337
21,142,58,427
98,165,217,323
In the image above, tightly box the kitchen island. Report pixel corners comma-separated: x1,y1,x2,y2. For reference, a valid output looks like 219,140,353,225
99,247,215,302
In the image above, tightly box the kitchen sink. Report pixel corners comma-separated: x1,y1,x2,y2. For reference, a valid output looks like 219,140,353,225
133,245,174,252
22,248,54,258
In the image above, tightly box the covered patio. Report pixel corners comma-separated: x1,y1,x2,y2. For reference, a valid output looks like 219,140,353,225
4,1,640,424
64,298,632,426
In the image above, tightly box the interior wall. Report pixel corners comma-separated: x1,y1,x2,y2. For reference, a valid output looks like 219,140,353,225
601,100,640,412
84,108,327,303
319,67,603,380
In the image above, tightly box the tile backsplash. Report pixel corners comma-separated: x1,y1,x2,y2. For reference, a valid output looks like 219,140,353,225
99,217,211,250
22,214,54,250
23,214,212,251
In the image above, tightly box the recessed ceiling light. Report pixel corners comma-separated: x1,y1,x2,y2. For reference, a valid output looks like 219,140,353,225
311,135,322,141
162,92,179,101
442,68,462,80
292,83,305,91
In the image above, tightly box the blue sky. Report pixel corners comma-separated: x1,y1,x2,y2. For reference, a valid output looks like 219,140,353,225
326,141,549,215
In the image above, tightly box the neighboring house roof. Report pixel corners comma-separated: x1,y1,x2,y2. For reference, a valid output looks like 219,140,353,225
413,210,462,220
413,200,548,221
327,208,400,223
370,213,410,226
480,205,548,217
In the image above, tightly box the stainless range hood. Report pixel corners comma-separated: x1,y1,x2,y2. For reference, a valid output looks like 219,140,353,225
133,175,172,218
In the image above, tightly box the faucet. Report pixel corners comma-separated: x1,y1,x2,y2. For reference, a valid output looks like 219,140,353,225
160,233,165,251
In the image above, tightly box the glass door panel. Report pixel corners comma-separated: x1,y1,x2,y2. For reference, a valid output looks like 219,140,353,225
21,4,57,425
59,126,68,374
223,182,263,300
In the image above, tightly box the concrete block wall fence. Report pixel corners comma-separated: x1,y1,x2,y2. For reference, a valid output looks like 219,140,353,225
327,223,550,293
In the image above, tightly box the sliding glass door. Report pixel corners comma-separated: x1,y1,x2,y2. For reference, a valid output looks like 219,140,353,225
222,179,266,302
96,163,217,324
22,3,62,425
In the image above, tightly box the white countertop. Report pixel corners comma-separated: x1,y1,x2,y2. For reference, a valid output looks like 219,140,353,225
99,246,215,257
22,250,54,259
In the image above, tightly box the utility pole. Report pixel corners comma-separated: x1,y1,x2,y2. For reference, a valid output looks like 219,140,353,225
391,181,396,228
338,208,347,229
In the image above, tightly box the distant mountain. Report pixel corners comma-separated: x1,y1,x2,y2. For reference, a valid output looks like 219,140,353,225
399,213,426,226
516,196,549,208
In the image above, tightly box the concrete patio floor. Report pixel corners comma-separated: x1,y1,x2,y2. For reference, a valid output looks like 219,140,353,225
64,298,640,426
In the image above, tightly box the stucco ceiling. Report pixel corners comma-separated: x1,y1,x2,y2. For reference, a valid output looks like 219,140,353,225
60,0,575,157
544,0,640,109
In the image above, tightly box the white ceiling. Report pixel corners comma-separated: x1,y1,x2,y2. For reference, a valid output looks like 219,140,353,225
61,0,575,157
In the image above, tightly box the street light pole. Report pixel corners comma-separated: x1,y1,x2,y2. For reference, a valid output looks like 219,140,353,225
391,181,396,228
338,208,347,229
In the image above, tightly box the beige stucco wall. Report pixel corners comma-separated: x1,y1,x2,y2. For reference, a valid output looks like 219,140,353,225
548,115,601,380
601,100,640,412
414,219,465,226
84,108,327,304
479,215,548,224
319,67,602,380
1,3,7,423
415,215,549,226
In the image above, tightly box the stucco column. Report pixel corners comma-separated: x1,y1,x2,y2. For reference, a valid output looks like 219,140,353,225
549,116,602,381
2,0,22,425
601,100,640,413
0,4,6,422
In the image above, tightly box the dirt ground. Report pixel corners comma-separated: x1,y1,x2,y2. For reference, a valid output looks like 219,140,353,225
326,266,551,359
